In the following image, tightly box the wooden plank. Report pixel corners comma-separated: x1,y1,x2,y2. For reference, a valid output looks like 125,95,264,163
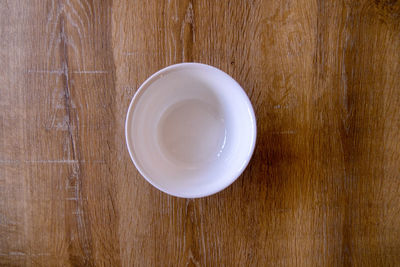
1,0,119,266
1,0,400,266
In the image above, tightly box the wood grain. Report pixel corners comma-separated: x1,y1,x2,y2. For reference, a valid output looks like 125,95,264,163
1,0,400,266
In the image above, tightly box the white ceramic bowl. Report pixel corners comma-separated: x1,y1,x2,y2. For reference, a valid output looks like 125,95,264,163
125,63,256,198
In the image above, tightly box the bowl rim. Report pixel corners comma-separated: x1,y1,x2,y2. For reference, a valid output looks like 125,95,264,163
125,62,257,198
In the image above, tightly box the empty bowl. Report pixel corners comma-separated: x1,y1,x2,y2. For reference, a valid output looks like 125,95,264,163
125,63,256,198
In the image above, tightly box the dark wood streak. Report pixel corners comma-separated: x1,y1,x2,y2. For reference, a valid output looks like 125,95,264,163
59,9,94,266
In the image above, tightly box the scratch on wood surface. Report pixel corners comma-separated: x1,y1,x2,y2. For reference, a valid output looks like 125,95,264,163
122,48,240,57
122,51,165,56
0,159,104,164
28,69,64,74
72,70,108,74
27,69,108,74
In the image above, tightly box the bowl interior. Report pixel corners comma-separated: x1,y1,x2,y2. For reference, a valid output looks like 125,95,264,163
126,64,256,197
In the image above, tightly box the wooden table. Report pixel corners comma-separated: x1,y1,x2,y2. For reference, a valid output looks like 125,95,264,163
1,1,400,266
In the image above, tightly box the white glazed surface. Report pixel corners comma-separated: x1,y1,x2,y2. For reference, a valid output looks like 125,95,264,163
125,63,256,198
